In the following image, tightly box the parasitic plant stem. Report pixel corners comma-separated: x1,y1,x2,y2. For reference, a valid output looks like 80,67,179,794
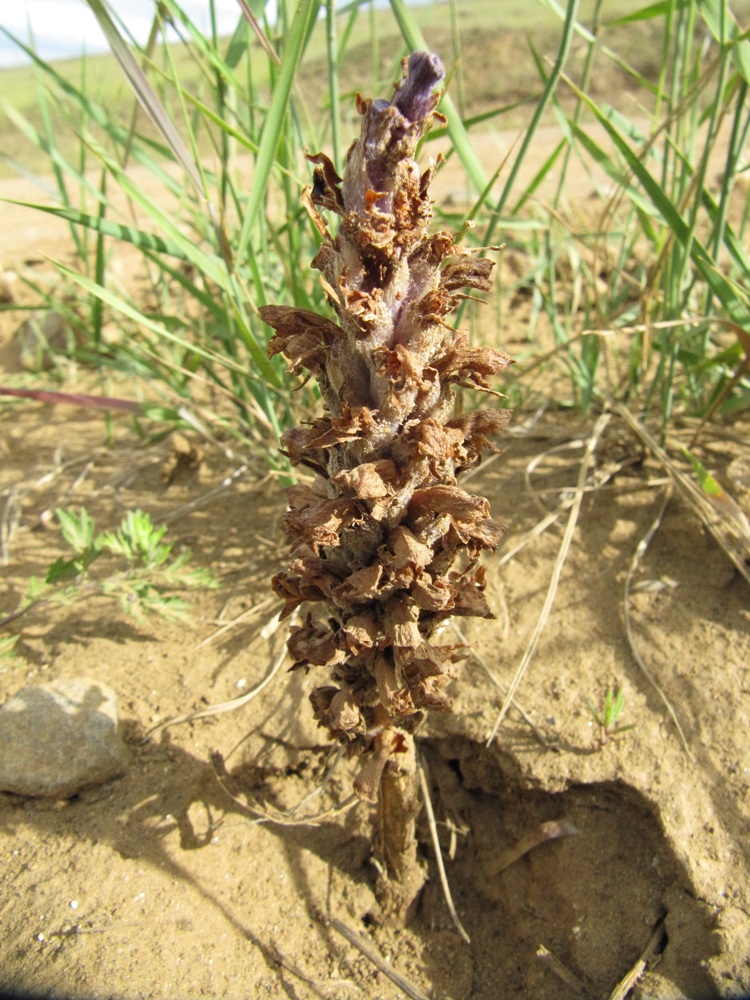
261,53,512,918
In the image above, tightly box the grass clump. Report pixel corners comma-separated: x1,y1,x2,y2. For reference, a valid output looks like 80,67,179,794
513,0,750,425
3,0,749,440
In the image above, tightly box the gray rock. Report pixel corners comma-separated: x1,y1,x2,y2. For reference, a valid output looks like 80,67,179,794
0,677,129,798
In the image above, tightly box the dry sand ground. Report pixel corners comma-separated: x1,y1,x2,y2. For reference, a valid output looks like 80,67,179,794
1,122,749,999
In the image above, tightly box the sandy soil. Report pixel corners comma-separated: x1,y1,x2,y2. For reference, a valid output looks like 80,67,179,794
1,123,749,1000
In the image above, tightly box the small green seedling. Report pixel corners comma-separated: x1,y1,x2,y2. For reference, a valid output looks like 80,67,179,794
586,684,635,747
1,507,217,634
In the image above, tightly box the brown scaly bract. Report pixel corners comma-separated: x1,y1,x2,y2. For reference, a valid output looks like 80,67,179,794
261,52,512,804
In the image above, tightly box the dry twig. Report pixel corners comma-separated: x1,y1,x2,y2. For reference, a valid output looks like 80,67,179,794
158,463,251,524
330,917,431,1000
536,944,596,998
450,620,552,747
417,747,470,943
607,913,667,1000
487,412,611,744
486,819,579,877
209,749,358,827
196,596,278,648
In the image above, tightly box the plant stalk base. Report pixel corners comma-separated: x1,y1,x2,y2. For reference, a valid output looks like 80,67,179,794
374,736,425,925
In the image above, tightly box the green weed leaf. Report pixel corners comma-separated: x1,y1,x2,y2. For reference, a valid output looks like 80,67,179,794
57,507,96,555
45,557,83,586
99,510,171,566
682,448,725,499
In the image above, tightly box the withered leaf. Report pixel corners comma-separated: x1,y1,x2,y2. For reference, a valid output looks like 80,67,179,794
388,524,433,571
450,574,494,618
332,562,384,603
310,686,364,738
307,151,345,215
334,459,398,499
383,594,422,648
434,332,513,388
396,641,464,682
262,305,341,376
447,408,511,467
308,406,377,448
285,478,328,508
441,256,495,293
374,656,415,717
339,611,380,651
409,484,489,520
414,674,453,712
327,689,364,732
287,617,344,668
469,517,507,550
291,556,343,599
400,418,467,476
411,574,453,611
271,571,311,619
283,497,354,551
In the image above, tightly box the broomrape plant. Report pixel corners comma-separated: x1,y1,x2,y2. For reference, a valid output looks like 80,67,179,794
261,53,511,915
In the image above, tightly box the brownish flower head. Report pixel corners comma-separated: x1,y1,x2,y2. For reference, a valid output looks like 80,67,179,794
261,53,512,802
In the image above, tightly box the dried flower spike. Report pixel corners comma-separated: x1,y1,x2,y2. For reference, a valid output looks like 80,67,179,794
262,52,511,880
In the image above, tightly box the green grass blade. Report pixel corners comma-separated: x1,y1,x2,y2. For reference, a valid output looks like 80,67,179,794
325,0,342,171
606,1,685,26
697,0,750,84
223,13,252,70
159,0,244,92
483,0,581,246
565,119,659,217
0,27,176,159
1,198,192,259
563,74,750,328
83,0,206,198
539,0,659,97
235,0,323,263
51,260,261,378
179,90,260,156
1,103,104,206
91,169,107,352
513,138,566,214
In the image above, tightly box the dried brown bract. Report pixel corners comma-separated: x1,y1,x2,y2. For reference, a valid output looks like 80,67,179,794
261,52,511,902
